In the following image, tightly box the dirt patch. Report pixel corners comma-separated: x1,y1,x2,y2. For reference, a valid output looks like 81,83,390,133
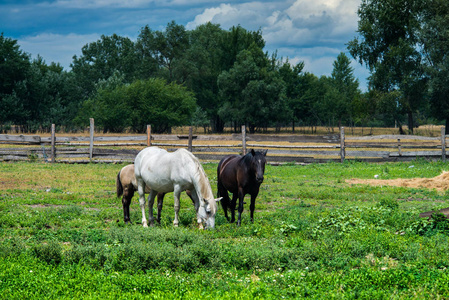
346,171,449,192
0,177,21,190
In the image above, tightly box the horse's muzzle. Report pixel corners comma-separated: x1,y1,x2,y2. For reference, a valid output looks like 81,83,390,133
256,176,264,183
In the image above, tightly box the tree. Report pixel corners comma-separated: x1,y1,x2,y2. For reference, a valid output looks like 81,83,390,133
421,0,449,132
137,21,189,82
326,53,361,128
348,0,427,133
79,76,196,133
182,23,226,132
0,33,31,128
279,60,305,131
218,45,289,133
71,34,139,99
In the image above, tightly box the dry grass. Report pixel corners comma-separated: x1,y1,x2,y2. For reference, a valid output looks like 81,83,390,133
347,171,449,192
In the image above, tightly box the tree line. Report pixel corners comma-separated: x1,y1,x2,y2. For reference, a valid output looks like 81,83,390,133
1,0,448,134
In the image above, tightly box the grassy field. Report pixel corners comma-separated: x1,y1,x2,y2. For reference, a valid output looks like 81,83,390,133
1,159,449,298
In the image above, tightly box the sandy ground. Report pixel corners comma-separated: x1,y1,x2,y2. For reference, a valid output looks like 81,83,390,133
346,171,449,192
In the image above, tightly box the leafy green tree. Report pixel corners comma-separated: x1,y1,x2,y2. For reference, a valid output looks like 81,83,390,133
137,21,189,82
0,33,31,128
279,60,306,131
220,25,265,71
80,76,196,133
348,0,427,133
181,23,226,132
75,71,128,131
218,45,288,133
177,24,268,133
71,34,139,99
325,53,361,127
421,0,449,132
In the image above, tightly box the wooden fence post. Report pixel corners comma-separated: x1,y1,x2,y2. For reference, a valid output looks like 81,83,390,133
340,127,345,163
397,138,402,157
89,118,94,161
442,127,446,162
188,127,193,152
147,125,151,147
51,124,56,163
242,125,247,155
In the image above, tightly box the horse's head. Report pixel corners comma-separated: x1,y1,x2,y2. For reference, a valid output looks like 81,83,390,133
250,149,267,184
197,197,222,229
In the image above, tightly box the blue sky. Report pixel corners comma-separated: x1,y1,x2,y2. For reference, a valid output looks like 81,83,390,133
1,0,370,90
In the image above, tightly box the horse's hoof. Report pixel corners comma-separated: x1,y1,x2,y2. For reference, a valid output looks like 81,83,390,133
143,223,148,228
173,223,179,227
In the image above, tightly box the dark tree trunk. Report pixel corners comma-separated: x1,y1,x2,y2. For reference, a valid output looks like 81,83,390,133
407,110,414,134
213,116,224,133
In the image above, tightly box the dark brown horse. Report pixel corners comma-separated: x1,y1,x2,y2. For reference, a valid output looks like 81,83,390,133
217,149,267,226
116,164,193,224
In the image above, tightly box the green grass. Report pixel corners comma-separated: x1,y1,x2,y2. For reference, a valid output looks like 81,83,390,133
1,160,449,298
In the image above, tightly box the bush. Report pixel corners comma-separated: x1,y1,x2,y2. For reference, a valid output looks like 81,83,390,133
33,241,62,265
407,213,449,236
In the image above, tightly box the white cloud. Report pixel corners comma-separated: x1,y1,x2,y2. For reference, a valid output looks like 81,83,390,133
18,33,101,70
186,4,237,29
186,0,367,89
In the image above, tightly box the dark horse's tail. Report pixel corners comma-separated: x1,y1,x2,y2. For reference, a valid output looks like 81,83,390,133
116,170,123,198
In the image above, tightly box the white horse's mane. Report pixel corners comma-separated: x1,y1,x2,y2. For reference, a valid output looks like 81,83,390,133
181,149,213,201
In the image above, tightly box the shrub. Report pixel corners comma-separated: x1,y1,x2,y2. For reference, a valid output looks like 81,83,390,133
33,241,62,265
407,213,449,236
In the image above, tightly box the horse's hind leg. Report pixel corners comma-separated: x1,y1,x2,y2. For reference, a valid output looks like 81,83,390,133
230,193,238,223
156,192,165,224
147,190,157,226
236,188,245,226
137,178,148,227
122,186,134,223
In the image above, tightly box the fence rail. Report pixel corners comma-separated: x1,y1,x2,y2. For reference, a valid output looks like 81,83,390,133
0,120,447,164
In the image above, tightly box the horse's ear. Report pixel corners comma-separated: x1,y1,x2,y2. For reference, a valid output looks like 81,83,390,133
215,197,223,202
262,149,268,156
250,149,256,156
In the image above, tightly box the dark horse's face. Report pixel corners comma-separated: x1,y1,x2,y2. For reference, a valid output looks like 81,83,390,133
250,149,267,184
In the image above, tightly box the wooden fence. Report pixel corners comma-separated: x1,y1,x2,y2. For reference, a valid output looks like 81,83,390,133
0,119,448,164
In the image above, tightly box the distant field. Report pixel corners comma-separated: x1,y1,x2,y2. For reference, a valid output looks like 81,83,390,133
1,160,449,298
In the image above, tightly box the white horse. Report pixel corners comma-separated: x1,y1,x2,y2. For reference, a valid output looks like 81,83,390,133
134,147,221,229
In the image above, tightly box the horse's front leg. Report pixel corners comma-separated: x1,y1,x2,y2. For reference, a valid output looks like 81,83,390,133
137,179,148,227
236,188,245,226
249,191,259,223
147,190,157,226
156,192,165,224
173,186,182,227
188,189,203,229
